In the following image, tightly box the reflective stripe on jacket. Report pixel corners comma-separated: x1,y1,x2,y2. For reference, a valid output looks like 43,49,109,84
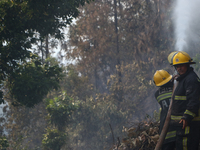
155,82,176,143
171,67,200,123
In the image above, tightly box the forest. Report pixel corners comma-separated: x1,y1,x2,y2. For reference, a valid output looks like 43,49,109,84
1,0,200,150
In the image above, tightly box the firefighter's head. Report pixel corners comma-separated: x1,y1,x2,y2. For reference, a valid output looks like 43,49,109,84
153,70,172,87
168,51,178,65
172,51,195,75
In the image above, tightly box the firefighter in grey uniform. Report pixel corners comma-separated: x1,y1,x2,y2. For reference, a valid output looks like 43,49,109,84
170,51,200,150
153,70,176,150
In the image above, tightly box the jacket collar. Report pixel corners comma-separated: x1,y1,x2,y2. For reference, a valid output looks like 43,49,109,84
176,67,193,81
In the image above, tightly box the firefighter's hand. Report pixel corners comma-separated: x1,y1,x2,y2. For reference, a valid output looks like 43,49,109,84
172,74,179,81
179,119,188,129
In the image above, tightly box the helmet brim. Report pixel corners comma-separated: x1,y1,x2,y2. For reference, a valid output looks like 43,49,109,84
156,75,172,87
173,61,196,66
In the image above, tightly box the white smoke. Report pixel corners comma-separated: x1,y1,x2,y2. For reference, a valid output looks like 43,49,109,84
173,0,200,52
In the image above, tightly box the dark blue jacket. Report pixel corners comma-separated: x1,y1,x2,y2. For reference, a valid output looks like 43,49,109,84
171,67,200,124
155,81,173,133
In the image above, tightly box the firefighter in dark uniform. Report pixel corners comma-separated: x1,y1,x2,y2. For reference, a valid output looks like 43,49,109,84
170,51,200,150
153,70,176,150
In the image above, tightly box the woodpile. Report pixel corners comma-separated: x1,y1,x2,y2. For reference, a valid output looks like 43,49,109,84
111,120,160,150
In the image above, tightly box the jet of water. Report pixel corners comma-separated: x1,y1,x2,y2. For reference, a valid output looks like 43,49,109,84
173,0,200,52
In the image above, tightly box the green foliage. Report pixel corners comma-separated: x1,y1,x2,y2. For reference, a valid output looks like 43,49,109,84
0,136,9,150
0,91,4,104
0,0,93,105
66,95,133,150
193,53,200,73
9,59,63,107
45,92,78,130
0,0,93,40
8,135,30,150
153,109,161,122
42,127,66,150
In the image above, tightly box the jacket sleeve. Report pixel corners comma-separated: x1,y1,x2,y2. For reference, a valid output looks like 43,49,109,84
182,76,200,123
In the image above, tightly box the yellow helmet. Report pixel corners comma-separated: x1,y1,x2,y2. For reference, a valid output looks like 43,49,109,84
172,51,196,66
153,70,172,87
168,51,178,65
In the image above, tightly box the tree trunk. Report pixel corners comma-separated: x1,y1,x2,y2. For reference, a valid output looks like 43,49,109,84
114,0,123,102
45,35,49,59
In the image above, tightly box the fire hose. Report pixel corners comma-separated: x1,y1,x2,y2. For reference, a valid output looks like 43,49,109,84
154,80,179,150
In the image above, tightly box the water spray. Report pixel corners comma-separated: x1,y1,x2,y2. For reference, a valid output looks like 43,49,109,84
173,0,200,52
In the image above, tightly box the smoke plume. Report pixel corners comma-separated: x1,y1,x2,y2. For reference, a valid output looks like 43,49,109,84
173,0,200,52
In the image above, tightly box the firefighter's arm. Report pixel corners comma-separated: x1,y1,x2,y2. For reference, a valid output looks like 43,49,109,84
182,77,200,124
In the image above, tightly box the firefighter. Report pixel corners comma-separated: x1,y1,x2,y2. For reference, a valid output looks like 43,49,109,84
170,51,200,150
153,70,176,150
168,51,191,66
168,51,178,65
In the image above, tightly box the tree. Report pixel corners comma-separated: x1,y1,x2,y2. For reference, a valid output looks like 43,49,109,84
67,0,120,95
42,92,78,150
3,58,64,149
45,92,77,130
0,137,9,150
8,57,63,107
63,0,174,149
66,0,174,104
0,0,93,107
42,127,67,150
